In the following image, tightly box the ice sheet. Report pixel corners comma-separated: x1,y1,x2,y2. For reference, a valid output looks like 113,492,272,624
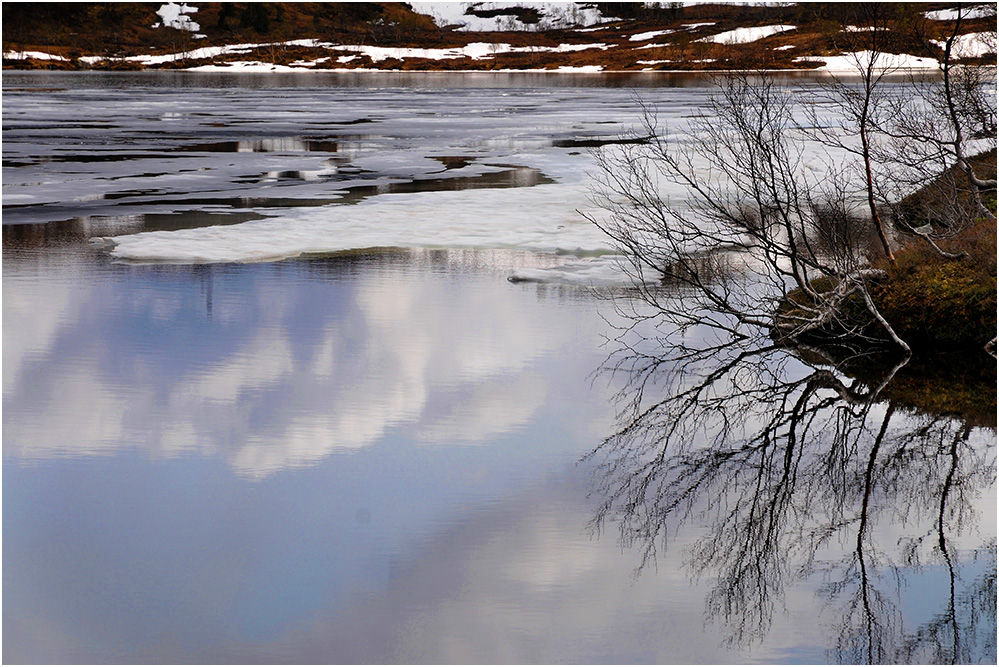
103,183,618,264
6,76,935,287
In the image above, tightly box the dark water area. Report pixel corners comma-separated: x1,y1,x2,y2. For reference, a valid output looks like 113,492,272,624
3,71,995,664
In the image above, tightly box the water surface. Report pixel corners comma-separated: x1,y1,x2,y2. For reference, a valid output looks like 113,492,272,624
3,71,995,664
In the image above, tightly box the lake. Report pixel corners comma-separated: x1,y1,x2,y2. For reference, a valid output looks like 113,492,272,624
3,71,995,664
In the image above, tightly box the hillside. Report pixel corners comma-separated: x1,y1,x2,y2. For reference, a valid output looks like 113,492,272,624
3,2,996,73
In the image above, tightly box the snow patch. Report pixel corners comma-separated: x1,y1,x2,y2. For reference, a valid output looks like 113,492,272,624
798,51,941,72
3,51,67,61
930,32,995,59
411,2,611,32
154,3,200,32
629,29,675,42
700,25,796,44
925,5,995,20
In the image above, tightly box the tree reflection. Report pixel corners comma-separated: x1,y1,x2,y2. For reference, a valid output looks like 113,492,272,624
586,327,996,663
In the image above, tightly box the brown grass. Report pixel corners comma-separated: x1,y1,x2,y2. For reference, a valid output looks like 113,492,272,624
4,2,994,72
871,214,997,349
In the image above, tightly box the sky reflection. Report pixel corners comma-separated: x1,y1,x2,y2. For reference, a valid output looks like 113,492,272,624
3,250,608,478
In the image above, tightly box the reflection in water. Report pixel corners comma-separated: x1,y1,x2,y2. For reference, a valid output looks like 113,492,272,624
587,328,996,663
2,249,596,478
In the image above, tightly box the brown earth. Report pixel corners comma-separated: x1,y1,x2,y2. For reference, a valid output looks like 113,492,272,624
3,2,995,72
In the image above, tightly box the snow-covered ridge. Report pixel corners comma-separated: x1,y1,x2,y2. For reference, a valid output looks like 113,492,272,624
4,3,994,73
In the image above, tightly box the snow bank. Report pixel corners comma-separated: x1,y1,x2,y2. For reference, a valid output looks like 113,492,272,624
931,32,995,59
800,51,941,72
71,38,610,67
187,61,315,73
411,2,610,31
153,3,200,32
925,5,995,20
3,51,67,61
336,42,610,63
629,29,675,42
700,25,796,44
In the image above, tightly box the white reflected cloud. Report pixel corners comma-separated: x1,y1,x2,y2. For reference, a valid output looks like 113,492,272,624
4,253,600,477
2,265,81,394
250,479,830,664
414,372,547,445
188,332,294,403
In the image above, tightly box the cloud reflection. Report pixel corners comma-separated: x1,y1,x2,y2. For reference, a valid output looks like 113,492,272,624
3,251,590,478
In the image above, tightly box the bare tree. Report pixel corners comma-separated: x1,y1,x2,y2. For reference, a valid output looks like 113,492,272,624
806,3,909,262
879,5,997,235
586,73,910,352
588,9,996,354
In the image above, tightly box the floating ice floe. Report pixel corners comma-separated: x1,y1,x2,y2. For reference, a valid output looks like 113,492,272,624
102,184,615,261
699,25,796,44
507,257,639,287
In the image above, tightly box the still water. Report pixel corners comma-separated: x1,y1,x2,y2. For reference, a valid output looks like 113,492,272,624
3,71,996,664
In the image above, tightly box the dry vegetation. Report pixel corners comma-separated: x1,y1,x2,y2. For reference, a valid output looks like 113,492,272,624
3,2,995,71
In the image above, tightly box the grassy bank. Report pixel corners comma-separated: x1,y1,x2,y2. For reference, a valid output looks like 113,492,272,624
779,149,996,354
871,216,996,350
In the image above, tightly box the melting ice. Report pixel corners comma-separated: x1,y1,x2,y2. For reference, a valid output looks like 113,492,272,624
4,74,859,286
